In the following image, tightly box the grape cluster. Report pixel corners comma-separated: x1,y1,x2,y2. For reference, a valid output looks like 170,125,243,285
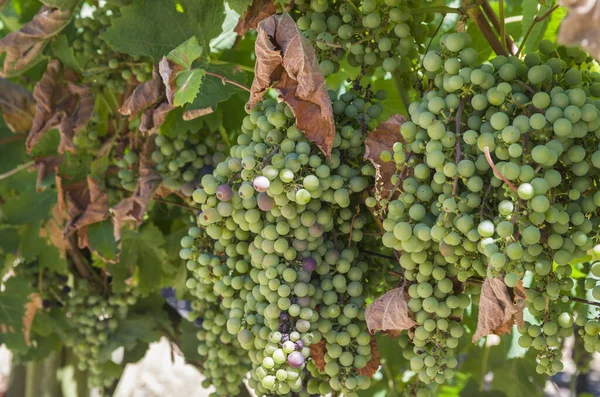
112,148,139,192
66,282,138,389
73,6,152,92
152,130,227,196
374,32,600,393
292,0,433,85
181,92,384,396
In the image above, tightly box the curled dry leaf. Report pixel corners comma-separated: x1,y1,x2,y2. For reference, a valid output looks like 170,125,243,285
0,6,72,76
357,336,381,377
27,60,93,154
23,293,42,347
365,286,417,336
63,176,109,238
120,66,174,134
39,204,68,261
364,114,405,198
472,277,527,343
234,0,277,36
111,139,162,238
249,13,335,157
309,339,326,372
0,79,37,133
35,156,63,192
558,0,600,60
158,57,184,105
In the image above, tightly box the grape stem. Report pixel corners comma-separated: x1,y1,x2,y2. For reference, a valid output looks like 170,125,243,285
516,4,560,56
464,2,508,57
347,203,361,247
0,133,26,145
481,0,518,55
361,250,396,261
483,146,518,192
452,99,466,196
153,197,198,212
204,71,251,93
0,160,34,180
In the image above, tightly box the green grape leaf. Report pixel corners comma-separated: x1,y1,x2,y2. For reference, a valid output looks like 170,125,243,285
490,352,545,396
159,107,204,138
0,276,36,354
466,21,494,62
543,6,567,41
51,34,81,72
166,36,203,69
172,69,204,106
20,221,68,274
2,187,56,225
521,1,550,54
159,37,205,107
183,63,249,119
87,219,118,261
179,320,203,363
101,0,226,61
118,224,167,295
227,0,251,15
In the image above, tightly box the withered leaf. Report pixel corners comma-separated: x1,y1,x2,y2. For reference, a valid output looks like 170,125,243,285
27,60,93,154
309,339,326,372
364,115,405,197
234,0,277,36
0,79,37,133
249,13,335,157
35,156,63,192
39,204,68,262
472,277,527,343
139,102,175,134
0,6,72,76
558,0,600,60
356,336,381,377
23,293,42,347
63,176,109,238
365,286,417,335
158,57,185,105
111,139,161,238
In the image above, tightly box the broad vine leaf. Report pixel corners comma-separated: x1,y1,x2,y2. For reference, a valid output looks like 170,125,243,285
101,0,225,61
27,60,93,154
523,3,551,53
85,219,118,261
118,224,167,295
228,0,252,14
558,1,600,60
20,220,68,274
0,5,72,76
364,115,405,198
159,37,205,107
2,184,56,225
0,276,35,353
249,13,335,157
0,79,36,133
51,34,81,72
365,286,417,337
472,278,527,342
183,63,249,120
234,0,276,36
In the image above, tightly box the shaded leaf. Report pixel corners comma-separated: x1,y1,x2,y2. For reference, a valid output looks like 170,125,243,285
356,336,381,377
249,13,335,157
35,155,62,192
364,115,404,198
22,293,42,347
51,34,81,72
365,286,417,336
472,278,527,342
0,276,35,353
0,79,37,133
558,1,600,59
61,175,109,237
85,219,118,262
234,0,276,36
27,60,93,154
0,6,72,76
309,338,326,372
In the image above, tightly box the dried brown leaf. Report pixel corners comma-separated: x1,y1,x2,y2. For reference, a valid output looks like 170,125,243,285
234,0,277,36
0,79,36,133
139,102,174,134
357,336,381,377
23,293,42,347
64,176,109,237
27,60,93,154
111,139,161,238
39,204,68,260
158,57,184,105
120,67,163,117
0,6,72,76
183,107,214,120
365,286,417,335
35,156,63,192
364,115,405,197
249,13,335,157
558,0,600,60
472,277,527,343
309,339,326,372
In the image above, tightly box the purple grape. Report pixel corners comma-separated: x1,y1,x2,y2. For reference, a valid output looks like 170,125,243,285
308,224,324,237
302,257,317,272
295,340,304,350
281,333,290,343
253,176,270,192
280,312,290,322
216,184,233,201
287,351,305,368
280,324,289,332
257,192,274,211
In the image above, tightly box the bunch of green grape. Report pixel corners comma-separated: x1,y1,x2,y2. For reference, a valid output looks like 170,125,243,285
181,92,385,396
373,32,600,394
66,282,139,389
72,6,152,92
112,148,139,192
152,129,227,196
292,0,434,84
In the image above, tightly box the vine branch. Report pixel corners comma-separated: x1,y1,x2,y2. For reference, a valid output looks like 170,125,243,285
517,4,560,56
483,146,518,192
464,3,509,57
204,71,251,92
0,160,34,180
